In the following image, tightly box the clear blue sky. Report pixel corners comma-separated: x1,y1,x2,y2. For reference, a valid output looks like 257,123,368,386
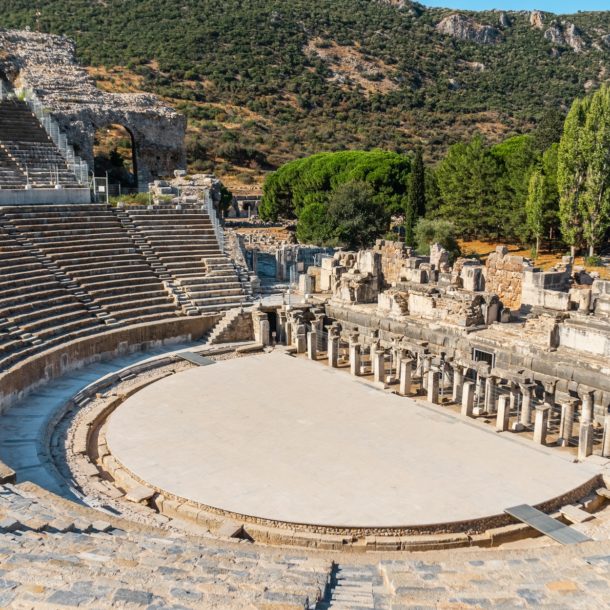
423,1,608,12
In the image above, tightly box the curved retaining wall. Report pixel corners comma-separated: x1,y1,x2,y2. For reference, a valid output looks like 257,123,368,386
0,315,221,411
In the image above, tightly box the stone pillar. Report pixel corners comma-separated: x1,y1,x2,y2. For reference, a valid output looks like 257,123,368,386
421,356,431,391
581,391,594,424
427,369,440,404
473,374,485,416
484,376,498,414
295,326,307,353
452,365,465,403
559,400,577,447
328,336,339,368
349,344,361,376
496,395,510,432
277,311,287,344
259,318,270,346
602,414,610,458
374,350,385,384
307,330,317,360
533,405,550,445
508,382,518,413
461,380,475,417
399,359,412,396
519,384,534,426
285,321,293,347
578,420,594,460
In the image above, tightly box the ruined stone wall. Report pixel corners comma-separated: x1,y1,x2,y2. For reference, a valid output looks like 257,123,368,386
372,239,410,287
0,29,186,185
485,246,527,310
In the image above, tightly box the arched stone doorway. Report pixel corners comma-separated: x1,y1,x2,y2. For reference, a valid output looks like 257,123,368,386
93,124,138,194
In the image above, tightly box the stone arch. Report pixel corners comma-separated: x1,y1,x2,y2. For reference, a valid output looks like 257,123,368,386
93,122,139,190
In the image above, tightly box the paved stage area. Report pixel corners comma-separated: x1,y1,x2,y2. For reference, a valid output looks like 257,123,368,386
106,351,599,528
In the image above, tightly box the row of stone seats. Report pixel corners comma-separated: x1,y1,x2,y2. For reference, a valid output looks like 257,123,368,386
0,146,27,188
0,99,81,189
1,205,184,326
0,482,330,609
0,226,105,368
121,205,250,313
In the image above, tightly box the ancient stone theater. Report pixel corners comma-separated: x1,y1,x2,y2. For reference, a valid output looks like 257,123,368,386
0,29,608,610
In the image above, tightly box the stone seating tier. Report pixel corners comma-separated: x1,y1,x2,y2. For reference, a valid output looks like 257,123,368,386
0,204,251,370
0,99,81,188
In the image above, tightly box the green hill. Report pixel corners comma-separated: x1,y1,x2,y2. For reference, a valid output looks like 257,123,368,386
2,1,610,182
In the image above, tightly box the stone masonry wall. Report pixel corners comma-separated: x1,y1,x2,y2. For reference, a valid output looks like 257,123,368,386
373,239,410,287
485,246,527,310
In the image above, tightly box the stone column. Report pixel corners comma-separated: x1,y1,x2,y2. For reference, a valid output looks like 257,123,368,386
374,350,386,384
484,376,498,414
399,359,412,396
602,414,610,458
519,384,534,427
349,343,361,376
508,382,518,413
421,356,431,391
259,318,270,346
328,336,339,368
296,325,307,353
473,374,485,416
533,405,550,445
307,330,317,360
496,395,510,432
427,369,440,404
581,391,594,424
452,365,465,403
277,311,287,344
578,420,594,460
461,380,475,417
284,321,293,347
559,399,577,447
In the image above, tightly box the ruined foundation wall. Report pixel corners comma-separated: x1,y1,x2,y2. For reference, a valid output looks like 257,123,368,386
485,247,526,310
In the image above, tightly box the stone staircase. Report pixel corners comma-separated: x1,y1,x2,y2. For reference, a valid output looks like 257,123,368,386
204,306,247,345
316,564,391,610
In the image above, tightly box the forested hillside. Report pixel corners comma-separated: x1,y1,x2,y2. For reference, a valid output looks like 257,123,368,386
2,1,610,181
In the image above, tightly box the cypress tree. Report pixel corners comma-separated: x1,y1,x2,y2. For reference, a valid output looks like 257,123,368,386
405,147,425,246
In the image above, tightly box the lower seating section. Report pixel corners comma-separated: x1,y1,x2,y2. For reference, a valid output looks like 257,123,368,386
0,483,330,609
0,226,104,368
1,205,183,326
121,204,250,313
0,99,81,188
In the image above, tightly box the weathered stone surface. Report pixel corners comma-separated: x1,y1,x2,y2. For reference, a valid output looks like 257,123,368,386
436,14,502,45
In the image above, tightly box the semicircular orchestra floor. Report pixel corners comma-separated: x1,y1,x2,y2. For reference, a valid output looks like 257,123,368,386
106,351,600,529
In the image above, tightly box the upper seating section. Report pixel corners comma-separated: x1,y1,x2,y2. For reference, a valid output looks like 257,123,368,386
0,99,80,189
1,205,183,327
122,204,250,313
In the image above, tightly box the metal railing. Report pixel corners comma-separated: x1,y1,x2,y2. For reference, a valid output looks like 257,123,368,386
15,87,89,186
204,189,225,253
